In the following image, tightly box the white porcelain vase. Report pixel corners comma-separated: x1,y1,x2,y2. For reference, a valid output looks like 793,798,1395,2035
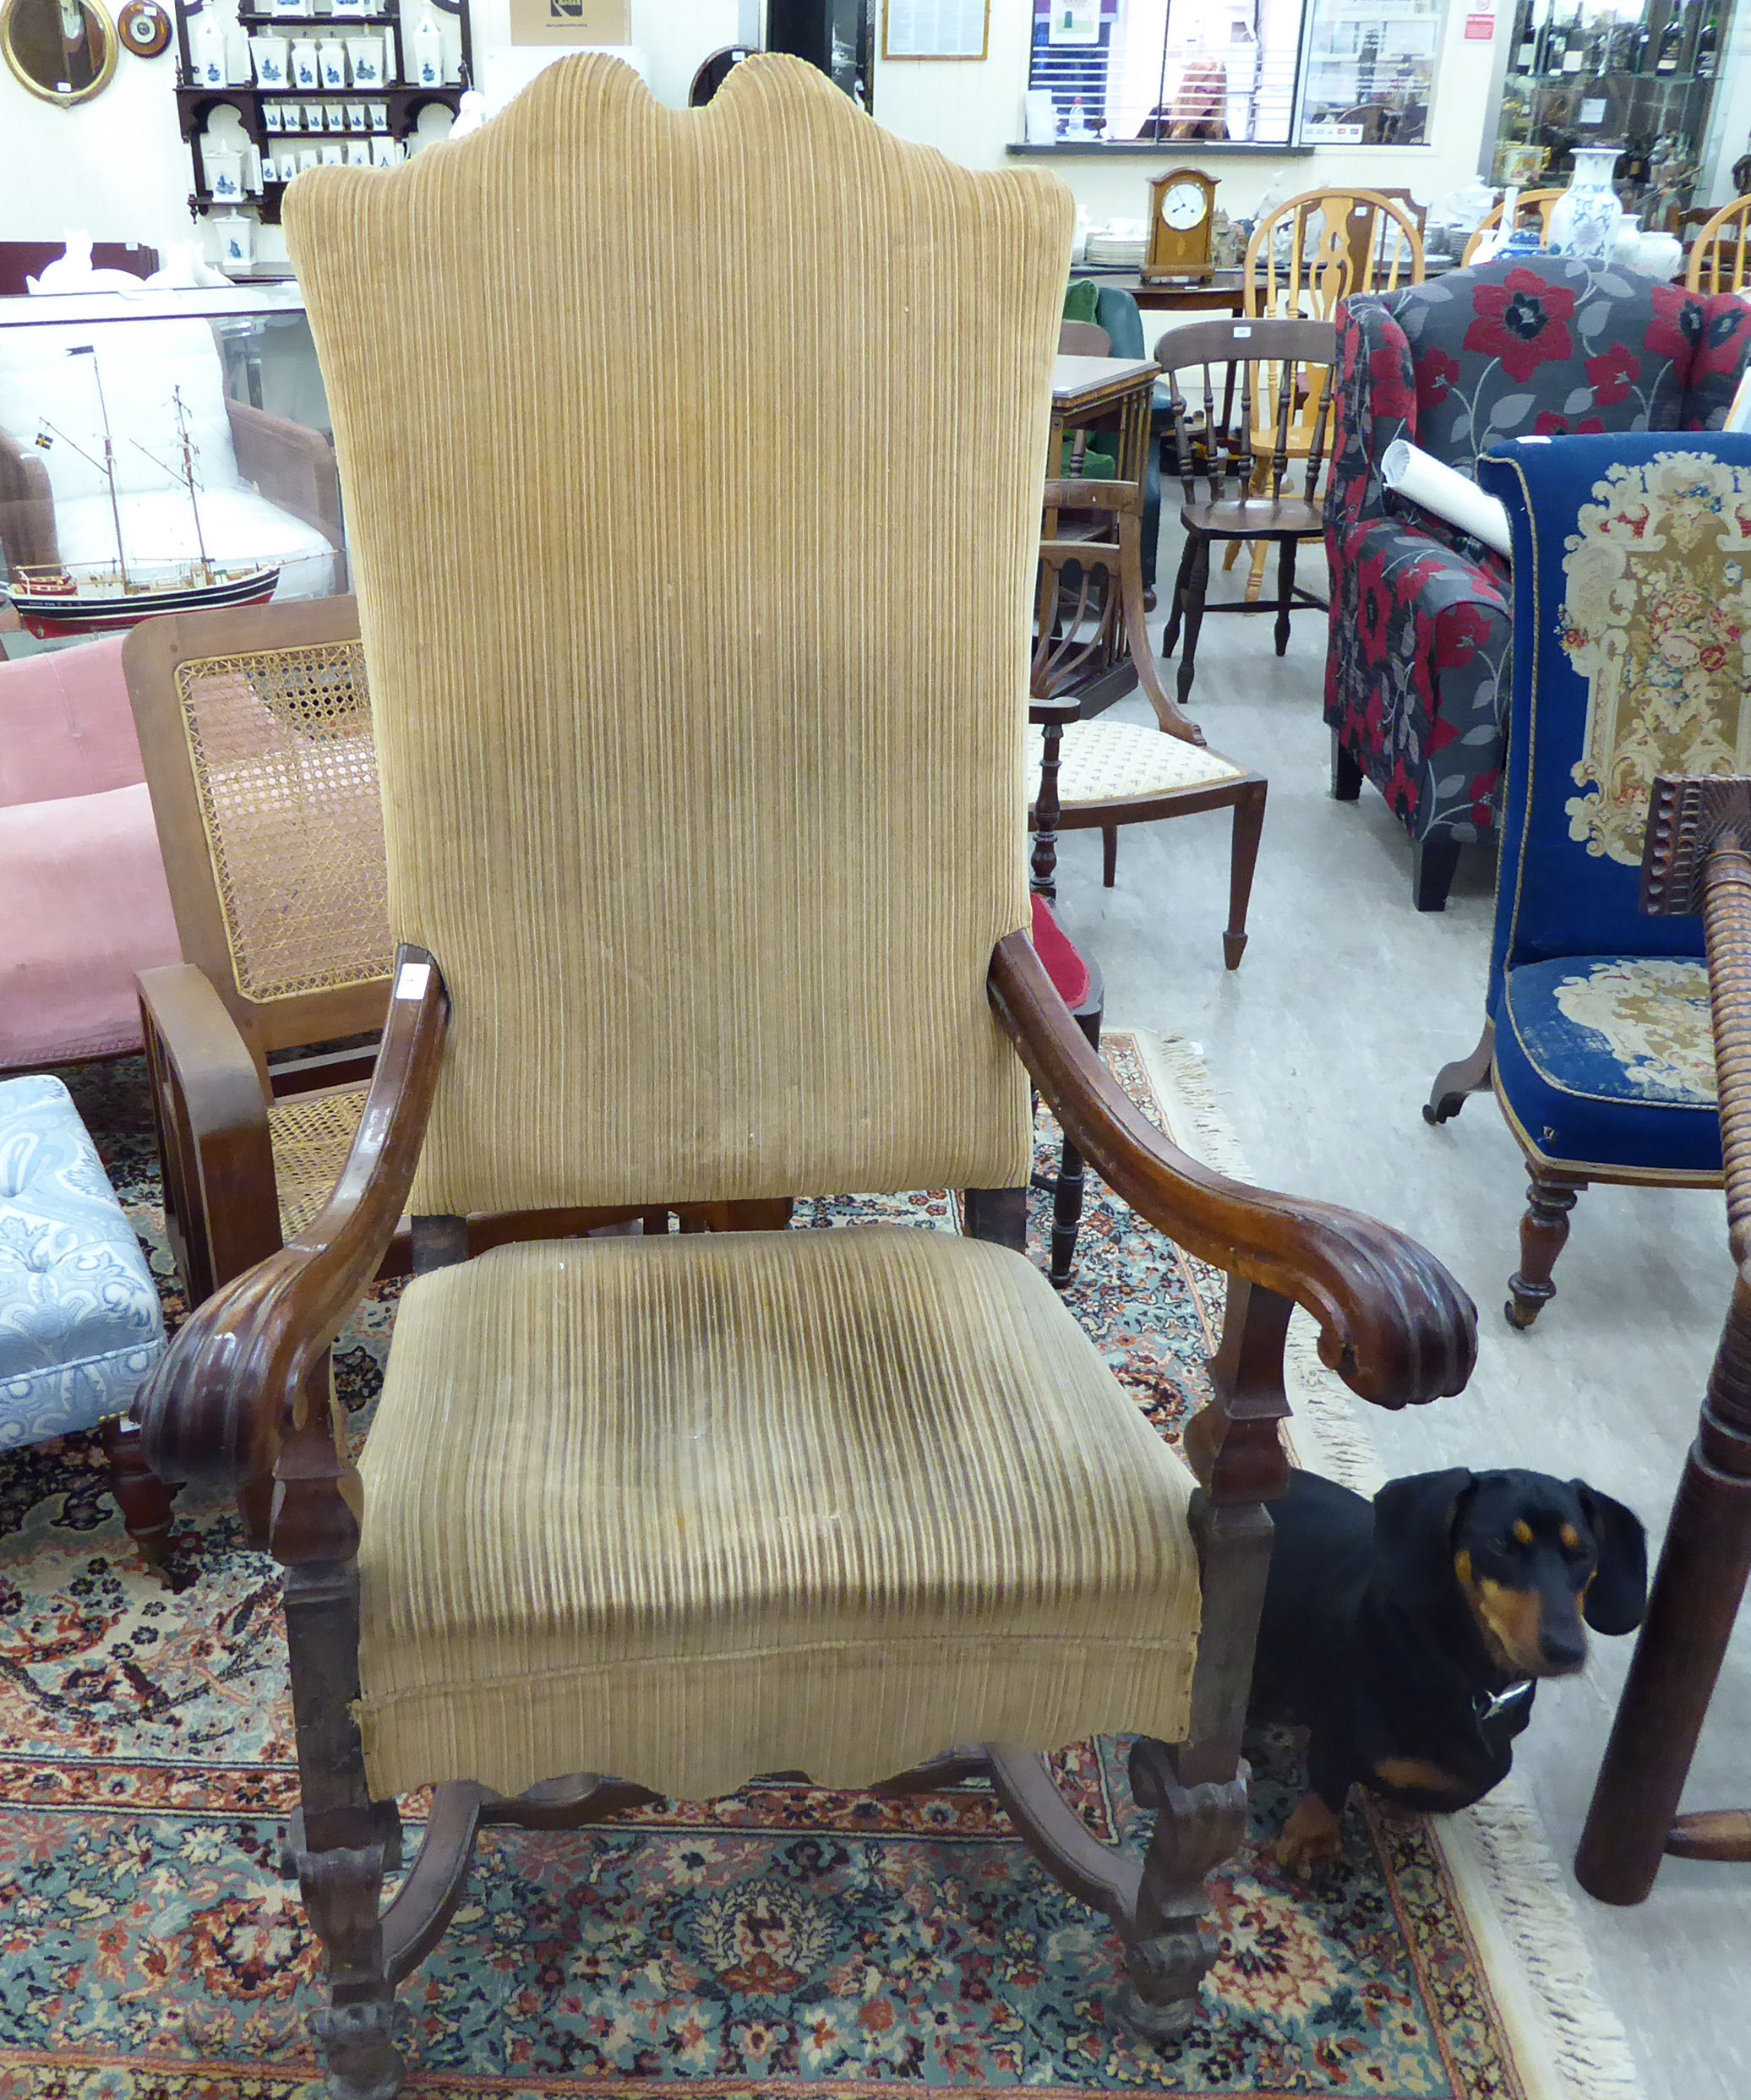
1547,146,1624,262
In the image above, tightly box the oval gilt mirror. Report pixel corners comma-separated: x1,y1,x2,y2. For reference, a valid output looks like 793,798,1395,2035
2,0,117,105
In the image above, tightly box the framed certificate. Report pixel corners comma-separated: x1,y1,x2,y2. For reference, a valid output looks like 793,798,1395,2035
882,0,988,60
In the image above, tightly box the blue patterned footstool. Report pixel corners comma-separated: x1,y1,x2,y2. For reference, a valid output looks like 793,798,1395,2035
0,1074,166,1449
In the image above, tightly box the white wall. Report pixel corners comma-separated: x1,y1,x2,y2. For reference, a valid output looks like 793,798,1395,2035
0,0,1504,270
0,0,739,263
873,0,1504,221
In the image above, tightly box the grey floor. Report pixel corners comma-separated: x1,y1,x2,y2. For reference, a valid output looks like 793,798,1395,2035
1050,537,1749,2100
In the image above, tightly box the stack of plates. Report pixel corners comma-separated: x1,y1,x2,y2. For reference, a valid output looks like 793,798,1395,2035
1084,229,1148,269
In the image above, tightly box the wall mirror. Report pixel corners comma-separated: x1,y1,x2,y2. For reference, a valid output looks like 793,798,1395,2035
1,0,117,104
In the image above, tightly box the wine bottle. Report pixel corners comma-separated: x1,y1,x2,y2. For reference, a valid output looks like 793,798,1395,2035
1697,5,1719,74
1655,5,1684,72
1562,1,1586,70
1516,1,1541,70
1546,9,1568,68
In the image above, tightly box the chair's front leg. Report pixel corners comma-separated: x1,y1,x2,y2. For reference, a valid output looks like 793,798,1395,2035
1122,1737,1249,2040
274,1366,405,2100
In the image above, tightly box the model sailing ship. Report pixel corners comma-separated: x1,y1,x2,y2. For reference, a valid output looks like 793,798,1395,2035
3,345,279,639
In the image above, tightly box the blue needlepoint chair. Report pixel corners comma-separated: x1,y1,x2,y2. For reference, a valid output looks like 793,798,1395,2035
1424,429,1751,1327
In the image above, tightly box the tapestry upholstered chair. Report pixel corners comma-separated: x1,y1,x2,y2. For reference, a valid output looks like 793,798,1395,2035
1325,257,1751,910
1423,431,1750,1328
134,57,1474,2095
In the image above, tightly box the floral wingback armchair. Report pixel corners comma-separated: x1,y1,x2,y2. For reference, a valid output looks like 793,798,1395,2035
1325,256,1751,911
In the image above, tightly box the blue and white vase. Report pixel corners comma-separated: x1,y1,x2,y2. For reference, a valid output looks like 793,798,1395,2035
1547,146,1624,262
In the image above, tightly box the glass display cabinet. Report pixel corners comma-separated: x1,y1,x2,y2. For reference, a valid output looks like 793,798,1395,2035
1492,0,1737,222
0,289,345,644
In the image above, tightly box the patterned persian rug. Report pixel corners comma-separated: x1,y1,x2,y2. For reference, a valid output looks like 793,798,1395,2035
0,1038,1641,2100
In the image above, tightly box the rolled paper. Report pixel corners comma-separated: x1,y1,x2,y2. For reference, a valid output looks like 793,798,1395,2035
1381,439,1513,557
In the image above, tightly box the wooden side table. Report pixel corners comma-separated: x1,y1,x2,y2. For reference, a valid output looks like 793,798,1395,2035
1045,353,1199,742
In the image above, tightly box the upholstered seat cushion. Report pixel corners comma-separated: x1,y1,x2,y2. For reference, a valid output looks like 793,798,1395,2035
0,1074,165,1447
1495,956,1721,1177
357,1225,1201,1803
1029,893,1092,1011
1028,721,1245,812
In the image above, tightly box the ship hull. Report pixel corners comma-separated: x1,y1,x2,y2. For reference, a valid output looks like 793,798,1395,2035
3,565,281,640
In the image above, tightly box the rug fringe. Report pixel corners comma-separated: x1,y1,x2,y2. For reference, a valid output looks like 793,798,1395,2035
1125,1027,1648,2100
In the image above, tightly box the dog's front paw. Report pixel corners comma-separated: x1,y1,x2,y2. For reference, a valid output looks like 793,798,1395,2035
1274,1792,1345,1878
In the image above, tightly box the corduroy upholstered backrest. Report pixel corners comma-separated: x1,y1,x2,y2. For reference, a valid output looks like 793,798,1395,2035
285,56,1070,1217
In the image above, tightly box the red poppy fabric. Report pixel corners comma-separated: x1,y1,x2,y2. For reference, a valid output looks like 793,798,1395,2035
1323,255,1751,895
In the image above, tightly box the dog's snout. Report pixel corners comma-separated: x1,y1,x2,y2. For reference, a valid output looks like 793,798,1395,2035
1539,1623,1588,1675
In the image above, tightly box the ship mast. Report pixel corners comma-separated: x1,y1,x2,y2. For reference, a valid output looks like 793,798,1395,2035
174,389,213,584
68,346,130,590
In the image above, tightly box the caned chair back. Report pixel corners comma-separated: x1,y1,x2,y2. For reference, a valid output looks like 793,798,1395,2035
1155,316,1337,509
285,55,1069,1218
1460,188,1565,266
1245,188,1424,325
1478,433,1751,1006
123,595,393,1072
1686,195,1751,295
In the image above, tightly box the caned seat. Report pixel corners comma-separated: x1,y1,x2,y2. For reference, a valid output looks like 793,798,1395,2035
357,1227,1199,1802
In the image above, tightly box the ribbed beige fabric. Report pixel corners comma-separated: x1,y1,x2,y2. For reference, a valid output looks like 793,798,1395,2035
285,55,1072,1215
357,1228,1200,1801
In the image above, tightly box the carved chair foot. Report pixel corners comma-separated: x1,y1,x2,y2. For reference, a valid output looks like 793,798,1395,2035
102,1415,178,1573
1506,1170,1582,1331
314,1999,406,2100
1117,1741,1248,2044
1423,1021,1495,1127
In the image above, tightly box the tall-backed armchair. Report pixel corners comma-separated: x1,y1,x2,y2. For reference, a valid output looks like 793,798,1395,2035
134,57,1474,2096
1325,257,1751,910
1424,431,1751,1327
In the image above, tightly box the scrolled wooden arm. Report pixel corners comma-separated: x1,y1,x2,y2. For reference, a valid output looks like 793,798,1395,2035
134,945,450,1488
990,930,1476,1409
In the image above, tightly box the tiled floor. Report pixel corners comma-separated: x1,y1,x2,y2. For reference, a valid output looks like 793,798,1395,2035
1047,543,1750,2100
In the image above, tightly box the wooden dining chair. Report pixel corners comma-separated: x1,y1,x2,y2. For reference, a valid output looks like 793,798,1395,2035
1233,188,1422,596
1155,314,1334,712
1057,319,1111,357
1461,188,1565,265
1686,195,1751,294
1031,502,1267,959
133,60,1477,2092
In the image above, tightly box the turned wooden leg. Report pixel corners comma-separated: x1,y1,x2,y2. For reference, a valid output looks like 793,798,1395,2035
1412,833,1463,913
1423,1020,1496,1126
1274,538,1297,657
1577,1264,1751,1902
275,1378,406,2100
1102,824,1119,889
1121,1738,1249,2039
1224,783,1266,971
1506,1168,1583,1331
1161,535,1196,659
1175,537,1213,713
1047,1000,1103,1290
102,1415,177,1571
1330,730,1364,803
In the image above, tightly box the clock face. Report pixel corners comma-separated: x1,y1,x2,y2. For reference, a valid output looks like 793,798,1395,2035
1161,181,1208,232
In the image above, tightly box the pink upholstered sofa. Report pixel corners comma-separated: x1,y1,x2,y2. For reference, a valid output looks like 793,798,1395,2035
0,638,181,1068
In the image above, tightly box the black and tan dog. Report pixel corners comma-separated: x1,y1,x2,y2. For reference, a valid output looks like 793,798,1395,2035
1249,1466,1648,1875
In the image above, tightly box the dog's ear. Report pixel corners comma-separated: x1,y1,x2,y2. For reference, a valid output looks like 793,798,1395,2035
1573,1483,1648,1634
1372,1470,1478,1602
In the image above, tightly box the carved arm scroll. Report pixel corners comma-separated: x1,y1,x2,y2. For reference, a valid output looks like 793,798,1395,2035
134,944,449,1491
989,930,1476,1417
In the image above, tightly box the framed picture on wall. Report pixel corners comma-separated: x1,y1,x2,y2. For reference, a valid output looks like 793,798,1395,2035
1047,0,1099,44
882,0,989,60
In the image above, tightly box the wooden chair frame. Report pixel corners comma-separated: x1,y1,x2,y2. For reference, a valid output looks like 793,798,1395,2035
133,939,1476,2096
1577,774,1751,1901
1685,194,1751,295
1460,188,1565,267
1154,316,1336,712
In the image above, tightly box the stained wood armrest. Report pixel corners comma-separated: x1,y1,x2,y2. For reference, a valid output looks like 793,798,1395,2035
135,946,448,1487
990,930,1476,1408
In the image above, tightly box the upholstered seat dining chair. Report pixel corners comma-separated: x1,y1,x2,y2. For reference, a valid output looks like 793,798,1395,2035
1424,431,1751,1327
1325,258,1751,910
134,57,1474,2096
